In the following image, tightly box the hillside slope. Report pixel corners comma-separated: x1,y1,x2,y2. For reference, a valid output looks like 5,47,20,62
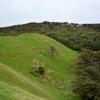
0,22,100,51
0,33,79,100
0,63,53,100
0,80,43,100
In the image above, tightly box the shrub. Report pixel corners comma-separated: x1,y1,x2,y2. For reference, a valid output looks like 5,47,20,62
49,45,58,57
74,50,100,100
32,59,45,76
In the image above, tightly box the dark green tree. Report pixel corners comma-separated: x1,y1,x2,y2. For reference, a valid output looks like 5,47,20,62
74,50,100,100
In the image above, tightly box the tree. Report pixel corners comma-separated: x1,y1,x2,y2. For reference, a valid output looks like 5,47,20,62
74,50,100,100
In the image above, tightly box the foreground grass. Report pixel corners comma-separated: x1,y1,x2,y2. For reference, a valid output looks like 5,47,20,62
0,80,44,100
0,33,79,100
0,63,54,100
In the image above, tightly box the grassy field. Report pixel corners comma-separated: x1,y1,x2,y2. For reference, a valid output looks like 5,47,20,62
0,33,79,100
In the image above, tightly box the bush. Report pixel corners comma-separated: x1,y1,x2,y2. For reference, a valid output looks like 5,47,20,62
49,45,58,57
74,50,100,100
32,59,45,76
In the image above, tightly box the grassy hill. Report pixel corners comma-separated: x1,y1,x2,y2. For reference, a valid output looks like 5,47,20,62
0,33,79,100
0,63,53,100
0,22,100,51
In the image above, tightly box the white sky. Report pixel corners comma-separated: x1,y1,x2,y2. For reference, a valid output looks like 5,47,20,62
0,0,100,27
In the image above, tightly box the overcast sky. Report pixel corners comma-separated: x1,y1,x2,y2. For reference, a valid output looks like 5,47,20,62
0,0,100,27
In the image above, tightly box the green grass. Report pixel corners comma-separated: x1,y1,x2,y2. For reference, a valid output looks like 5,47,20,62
0,63,54,100
0,80,44,100
0,33,79,100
